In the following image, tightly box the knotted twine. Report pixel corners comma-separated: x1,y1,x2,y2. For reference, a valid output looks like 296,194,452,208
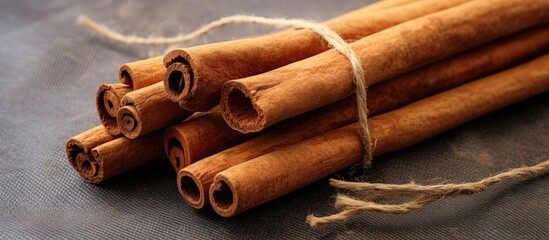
78,15,549,227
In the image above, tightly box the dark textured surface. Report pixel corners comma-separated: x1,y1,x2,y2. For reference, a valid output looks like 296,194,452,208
0,0,548,239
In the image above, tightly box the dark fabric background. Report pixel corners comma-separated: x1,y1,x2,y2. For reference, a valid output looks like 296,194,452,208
0,0,548,239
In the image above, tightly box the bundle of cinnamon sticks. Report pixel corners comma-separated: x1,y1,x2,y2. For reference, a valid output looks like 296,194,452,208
68,0,549,222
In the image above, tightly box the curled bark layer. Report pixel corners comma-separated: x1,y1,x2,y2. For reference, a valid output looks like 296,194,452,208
163,0,471,112
117,82,192,139
221,0,549,133
96,83,132,135
210,54,549,217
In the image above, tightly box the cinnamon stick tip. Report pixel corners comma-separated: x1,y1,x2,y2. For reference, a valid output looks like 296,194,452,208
66,140,103,184
116,105,142,139
118,64,133,86
164,62,193,102
163,49,189,67
75,153,101,183
210,175,238,217
221,82,266,134
65,139,83,170
81,149,105,184
163,127,188,171
96,84,124,136
177,170,206,209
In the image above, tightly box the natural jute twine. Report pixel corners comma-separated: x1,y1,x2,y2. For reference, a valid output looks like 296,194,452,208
78,15,549,227
307,159,549,227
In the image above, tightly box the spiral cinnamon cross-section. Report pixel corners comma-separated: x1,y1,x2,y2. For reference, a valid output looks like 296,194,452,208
117,82,192,139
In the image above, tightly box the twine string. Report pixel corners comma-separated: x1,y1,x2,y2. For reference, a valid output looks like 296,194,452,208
307,159,549,227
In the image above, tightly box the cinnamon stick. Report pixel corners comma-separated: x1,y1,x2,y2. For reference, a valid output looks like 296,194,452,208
96,83,132,135
177,26,549,209
221,0,549,133
178,97,358,209
82,131,164,184
368,25,549,114
163,0,471,111
117,82,192,139
119,56,165,89
163,112,252,172
66,125,115,174
209,53,549,217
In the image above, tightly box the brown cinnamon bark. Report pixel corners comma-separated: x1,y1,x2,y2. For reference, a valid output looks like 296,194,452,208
209,53,549,217
117,82,192,139
96,83,132,136
80,131,164,184
178,97,358,209
177,26,549,209
221,0,549,133
163,0,470,111
163,112,253,172
368,25,549,114
66,125,116,174
119,56,165,89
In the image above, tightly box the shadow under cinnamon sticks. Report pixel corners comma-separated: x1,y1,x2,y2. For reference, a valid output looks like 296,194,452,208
209,53,549,217
176,25,549,210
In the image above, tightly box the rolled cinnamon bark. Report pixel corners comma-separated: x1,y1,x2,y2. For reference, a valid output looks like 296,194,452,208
119,56,165,90
117,82,192,139
368,25,549,114
177,26,549,209
81,131,164,184
221,0,549,133
163,112,252,172
210,53,549,217
178,97,358,209
96,83,132,136
163,0,471,111
66,125,116,173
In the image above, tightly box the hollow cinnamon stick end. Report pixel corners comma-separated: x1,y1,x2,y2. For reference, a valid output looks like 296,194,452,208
96,84,131,136
221,82,267,134
66,141,103,184
65,125,113,169
120,56,166,90
178,170,206,209
75,152,103,184
164,62,193,103
118,64,134,87
66,139,84,171
210,175,239,217
116,106,142,139
163,126,187,171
